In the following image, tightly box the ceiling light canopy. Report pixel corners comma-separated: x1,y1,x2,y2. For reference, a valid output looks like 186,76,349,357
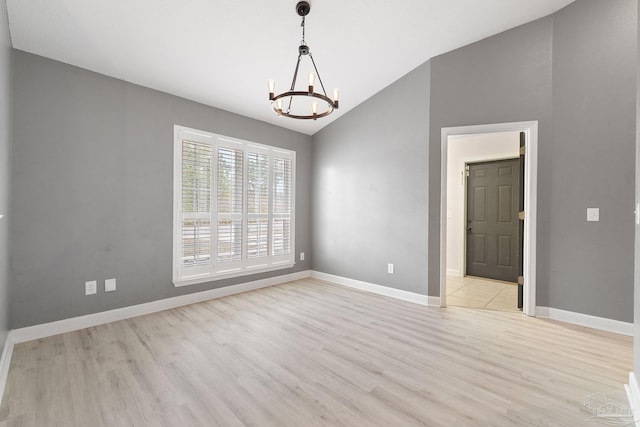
268,1,339,120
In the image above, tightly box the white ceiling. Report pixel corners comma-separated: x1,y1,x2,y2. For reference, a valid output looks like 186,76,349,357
6,0,575,136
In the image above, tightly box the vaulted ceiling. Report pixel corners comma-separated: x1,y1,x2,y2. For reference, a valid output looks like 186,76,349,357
6,0,575,135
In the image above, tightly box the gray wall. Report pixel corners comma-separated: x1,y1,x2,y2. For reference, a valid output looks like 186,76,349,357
314,0,636,322
430,0,636,322
548,0,636,321
635,0,640,381
10,51,312,328
0,0,11,349
312,62,430,294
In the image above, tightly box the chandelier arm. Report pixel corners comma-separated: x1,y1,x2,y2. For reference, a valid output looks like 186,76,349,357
289,53,303,91
309,53,329,97
288,53,303,113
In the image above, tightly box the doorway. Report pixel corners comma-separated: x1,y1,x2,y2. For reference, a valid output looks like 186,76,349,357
440,122,538,316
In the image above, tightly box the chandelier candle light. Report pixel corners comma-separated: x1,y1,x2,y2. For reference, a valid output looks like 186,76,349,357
268,1,339,120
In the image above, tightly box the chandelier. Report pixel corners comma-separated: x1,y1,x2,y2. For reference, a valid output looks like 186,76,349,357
268,1,339,120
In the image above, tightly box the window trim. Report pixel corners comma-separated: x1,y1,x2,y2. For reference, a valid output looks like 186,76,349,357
173,125,296,287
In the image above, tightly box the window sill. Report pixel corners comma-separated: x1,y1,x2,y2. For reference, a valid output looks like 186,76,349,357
173,262,296,287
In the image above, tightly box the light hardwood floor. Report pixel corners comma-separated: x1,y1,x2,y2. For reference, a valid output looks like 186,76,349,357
0,278,633,426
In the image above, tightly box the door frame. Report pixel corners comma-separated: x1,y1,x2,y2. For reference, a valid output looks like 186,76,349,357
440,121,538,316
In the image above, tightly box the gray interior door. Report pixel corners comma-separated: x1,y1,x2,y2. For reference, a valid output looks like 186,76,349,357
466,158,520,282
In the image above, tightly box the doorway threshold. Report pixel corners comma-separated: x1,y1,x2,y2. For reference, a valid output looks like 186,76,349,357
446,275,520,313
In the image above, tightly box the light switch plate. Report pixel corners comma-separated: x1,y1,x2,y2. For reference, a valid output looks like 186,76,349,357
300,252,305,261
105,278,116,292
388,263,394,274
587,208,599,222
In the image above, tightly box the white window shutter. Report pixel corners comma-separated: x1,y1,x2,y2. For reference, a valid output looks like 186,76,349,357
180,141,212,269
247,152,269,259
174,126,295,285
216,147,243,264
272,157,292,256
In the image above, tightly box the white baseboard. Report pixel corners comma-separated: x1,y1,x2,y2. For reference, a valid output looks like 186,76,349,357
310,271,440,307
536,306,633,336
0,331,14,405
11,270,311,344
446,269,461,277
626,372,640,426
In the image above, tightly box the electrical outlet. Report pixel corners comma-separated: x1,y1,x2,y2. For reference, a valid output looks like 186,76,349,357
388,263,394,274
300,252,305,261
587,208,599,222
85,280,97,295
105,278,116,292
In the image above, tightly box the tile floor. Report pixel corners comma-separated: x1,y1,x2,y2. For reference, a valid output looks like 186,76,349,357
446,275,520,312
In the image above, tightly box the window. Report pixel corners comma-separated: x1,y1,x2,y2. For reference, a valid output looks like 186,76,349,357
173,125,295,286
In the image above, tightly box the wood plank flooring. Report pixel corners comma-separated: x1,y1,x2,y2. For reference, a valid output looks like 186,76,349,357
0,278,633,426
